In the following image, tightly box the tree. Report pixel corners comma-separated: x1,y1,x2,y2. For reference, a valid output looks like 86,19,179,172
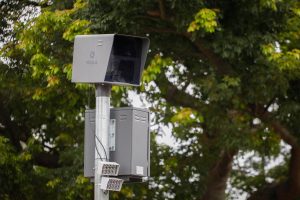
88,0,300,199
0,0,93,199
1,0,300,200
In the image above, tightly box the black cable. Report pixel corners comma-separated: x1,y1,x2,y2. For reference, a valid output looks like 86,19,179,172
95,143,104,161
95,134,108,160
97,136,108,160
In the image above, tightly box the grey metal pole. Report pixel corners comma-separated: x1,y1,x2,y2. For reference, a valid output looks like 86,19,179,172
95,84,111,200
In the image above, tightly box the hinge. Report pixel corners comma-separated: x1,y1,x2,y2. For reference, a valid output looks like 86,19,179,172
109,119,116,151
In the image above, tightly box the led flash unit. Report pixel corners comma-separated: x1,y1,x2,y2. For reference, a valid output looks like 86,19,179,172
99,161,120,176
100,177,124,191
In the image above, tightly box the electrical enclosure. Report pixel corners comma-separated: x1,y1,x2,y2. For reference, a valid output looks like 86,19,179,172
72,34,150,86
84,108,150,181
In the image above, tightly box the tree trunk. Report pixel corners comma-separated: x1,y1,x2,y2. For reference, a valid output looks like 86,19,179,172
201,149,236,200
248,121,300,200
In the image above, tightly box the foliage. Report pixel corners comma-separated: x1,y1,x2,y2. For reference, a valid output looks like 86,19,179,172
188,8,219,33
0,0,93,199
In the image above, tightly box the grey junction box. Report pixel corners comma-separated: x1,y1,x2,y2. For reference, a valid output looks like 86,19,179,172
84,107,150,182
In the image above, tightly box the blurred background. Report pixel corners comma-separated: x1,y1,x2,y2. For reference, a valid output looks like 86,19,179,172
0,0,300,199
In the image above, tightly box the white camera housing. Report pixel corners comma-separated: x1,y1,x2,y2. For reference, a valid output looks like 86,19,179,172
72,34,150,86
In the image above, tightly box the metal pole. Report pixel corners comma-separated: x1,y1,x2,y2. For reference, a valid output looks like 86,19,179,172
95,84,111,200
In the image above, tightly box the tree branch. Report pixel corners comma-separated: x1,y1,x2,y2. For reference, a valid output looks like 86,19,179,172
270,121,298,147
158,0,167,20
201,149,237,200
143,27,234,76
189,36,234,76
155,71,207,112
249,119,300,200
270,121,300,193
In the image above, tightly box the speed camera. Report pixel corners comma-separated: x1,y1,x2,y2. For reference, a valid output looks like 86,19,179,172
71,34,150,86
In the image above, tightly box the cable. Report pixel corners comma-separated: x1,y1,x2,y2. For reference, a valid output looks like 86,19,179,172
95,134,108,161
95,142,107,161
96,135,108,160
95,143,104,161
